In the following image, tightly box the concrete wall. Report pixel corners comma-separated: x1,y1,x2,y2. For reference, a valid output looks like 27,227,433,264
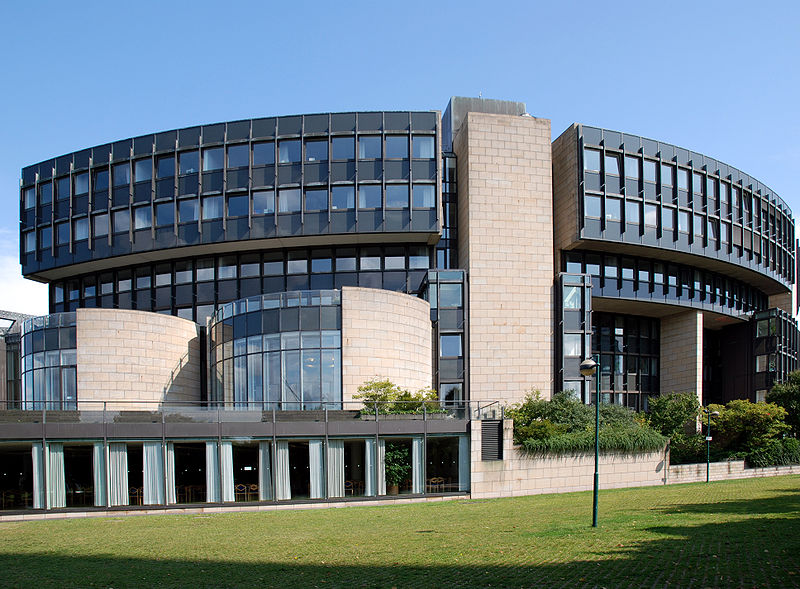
661,310,703,403
454,111,555,403
552,124,580,274
470,419,668,498
76,308,201,409
768,292,793,315
340,287,432,403
667,460,800,484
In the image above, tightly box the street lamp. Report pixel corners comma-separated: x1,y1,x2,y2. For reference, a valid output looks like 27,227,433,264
701,407,720,483
579,356,600,528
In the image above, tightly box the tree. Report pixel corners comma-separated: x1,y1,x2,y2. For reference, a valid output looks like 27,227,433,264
767,371,800,437
646,392,700,437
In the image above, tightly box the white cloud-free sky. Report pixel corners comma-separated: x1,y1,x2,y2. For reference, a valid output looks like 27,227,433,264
0,0,798,317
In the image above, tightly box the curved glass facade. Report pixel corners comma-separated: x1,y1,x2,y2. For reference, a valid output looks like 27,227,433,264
209,291,341,409
20,313,77,409
579,125,795,290
21,111,440,280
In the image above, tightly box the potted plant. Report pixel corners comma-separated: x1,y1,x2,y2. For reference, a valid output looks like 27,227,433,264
384,441,411,495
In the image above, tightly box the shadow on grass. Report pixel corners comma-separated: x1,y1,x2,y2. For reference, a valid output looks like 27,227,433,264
2,512,799,588
655,488,800,516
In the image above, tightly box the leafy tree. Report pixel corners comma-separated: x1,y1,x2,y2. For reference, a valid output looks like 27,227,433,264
384,441,411,486
354,378,439,414
767,370,800,437
710,400,789,454
647,392,700,437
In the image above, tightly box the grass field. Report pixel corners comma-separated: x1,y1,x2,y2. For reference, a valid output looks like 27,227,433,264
1,476,799,588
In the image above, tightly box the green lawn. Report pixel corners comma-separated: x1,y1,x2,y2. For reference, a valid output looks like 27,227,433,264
1,476,799,588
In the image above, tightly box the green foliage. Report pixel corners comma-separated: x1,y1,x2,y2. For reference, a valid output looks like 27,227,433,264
354,378,440,414
746,438,800,468
647,392,700,437
709,400,789,454
668,433,706,465
508,390,666,454
767,370,800,437
383,441,411,486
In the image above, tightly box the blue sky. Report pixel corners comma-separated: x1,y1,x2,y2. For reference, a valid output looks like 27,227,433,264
1,0,797,314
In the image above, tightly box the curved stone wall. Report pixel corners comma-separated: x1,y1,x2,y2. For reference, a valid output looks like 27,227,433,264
341,286,432,402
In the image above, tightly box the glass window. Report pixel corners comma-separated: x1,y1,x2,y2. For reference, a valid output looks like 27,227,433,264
331,186,355,210
253,142,275,165
412,184,435,208
196,259,214,281
721,222,730,243
678,210,690,233
585,195,601,218
39,182,52,204
278,189,301,213
439,283,462,307
604,154,620,175
253,190,275,215
263,258,283,275
227,144,249,168
202,196,223,219
625,201,640,224
73,217,89,241
605,197,622,222
92,169,109,191
661,164,673,186
93,214,108,237
358,185,381,209
156,202,174,226
218,256,237,279
227,194,249,217
179,151,199,174
563,285,581,309
644,204,658,227
305,189,328,211
693,172,703,195
385,185,408,208
440,334,462,357
178,199,198,223
563,333,582,357
385,136,408,159
584,148,601,172
287,256,307,274
57,178,70,201
331,137,354,160
278,140,301,163
643,160,656,183
311,257,332,273
134,206,152,229
55,222,70,245
203,147,224,171
358,136,381,159
624,156,639,179
305,140,328,162
23,231,36,252
23,187,35,209
662,207,674,231
113,209,130,233
677,168,689,190
157,156,175,178
74,173,89,195
134,159,152,183
112,163,130,186
175,261,193,284
412,136,435,159
694,214,704,237
360,249,381,270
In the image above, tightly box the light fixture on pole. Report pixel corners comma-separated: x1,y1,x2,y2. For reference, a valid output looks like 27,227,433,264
579,356,600,528
701,407,719,483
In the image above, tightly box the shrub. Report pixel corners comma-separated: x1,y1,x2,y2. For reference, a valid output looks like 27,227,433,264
384,441,411,486
668,433,706,465
746,438,800,468
710,400,789,454
767,371,800,437
647,392,700,437
354,378,440,414
522,424,666,455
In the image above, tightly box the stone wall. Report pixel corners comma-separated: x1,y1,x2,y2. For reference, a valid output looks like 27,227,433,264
76,308,201,409
470,419,668,499
340,287,432,404
660,310,703,403
667,460,800,484
454,111,554,403
552,124,580,274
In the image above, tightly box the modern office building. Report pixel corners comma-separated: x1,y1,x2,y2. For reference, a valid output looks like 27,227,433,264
1,97,796,512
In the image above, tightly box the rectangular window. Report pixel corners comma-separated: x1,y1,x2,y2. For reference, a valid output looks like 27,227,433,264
134,159,152,183
134,206,152,229
305,140,328,162
113,209,130,233
112,163,130,187
156,202,174,226
73,218,89,241
226,194,249,217
178,199,198,223
693,172,703,195
385,185,408,208
253,142,275,165
39,182,52,204
624,156,639,179
331,186,355,210
74,173,89,195
179,151,199,174
563,333,582,357
93,214,109,237
412,184,435,208
694,214,704,237
227,144,249,168
55,222,70,245
662,207,674,231
331,137,354,160
440,334,462,357
23,231,36,252
604,154,620,176
605,197,622,222
202,195,223,219
58,177,71,201
584,148,601,172
439,283,462,307
24,187,35,209
304,189,328,212
157,156,175,178
644,204,658,227
661,164,673,186
585,195,602,218
203,147,224,171
92,169,109,192
412,136,434,159
563,285,581,309
625,201,641,224
677,169,689,190
358,136,381,159
278,189,301,213
385,136,408,159
358,185,381,209
278,140,301,163
678,210,690,233
643,160,656,183
253,190,275,215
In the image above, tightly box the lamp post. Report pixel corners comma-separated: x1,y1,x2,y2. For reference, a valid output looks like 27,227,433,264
702,408,720,483
579,356,600,528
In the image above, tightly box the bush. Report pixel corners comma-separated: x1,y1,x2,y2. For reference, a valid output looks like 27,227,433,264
767,371,800,437
522,424,666,455
668,433,706,465
710,400,789,454
384,441,411,486
746,438,800,468
354,379,440,414
647,392,700,437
